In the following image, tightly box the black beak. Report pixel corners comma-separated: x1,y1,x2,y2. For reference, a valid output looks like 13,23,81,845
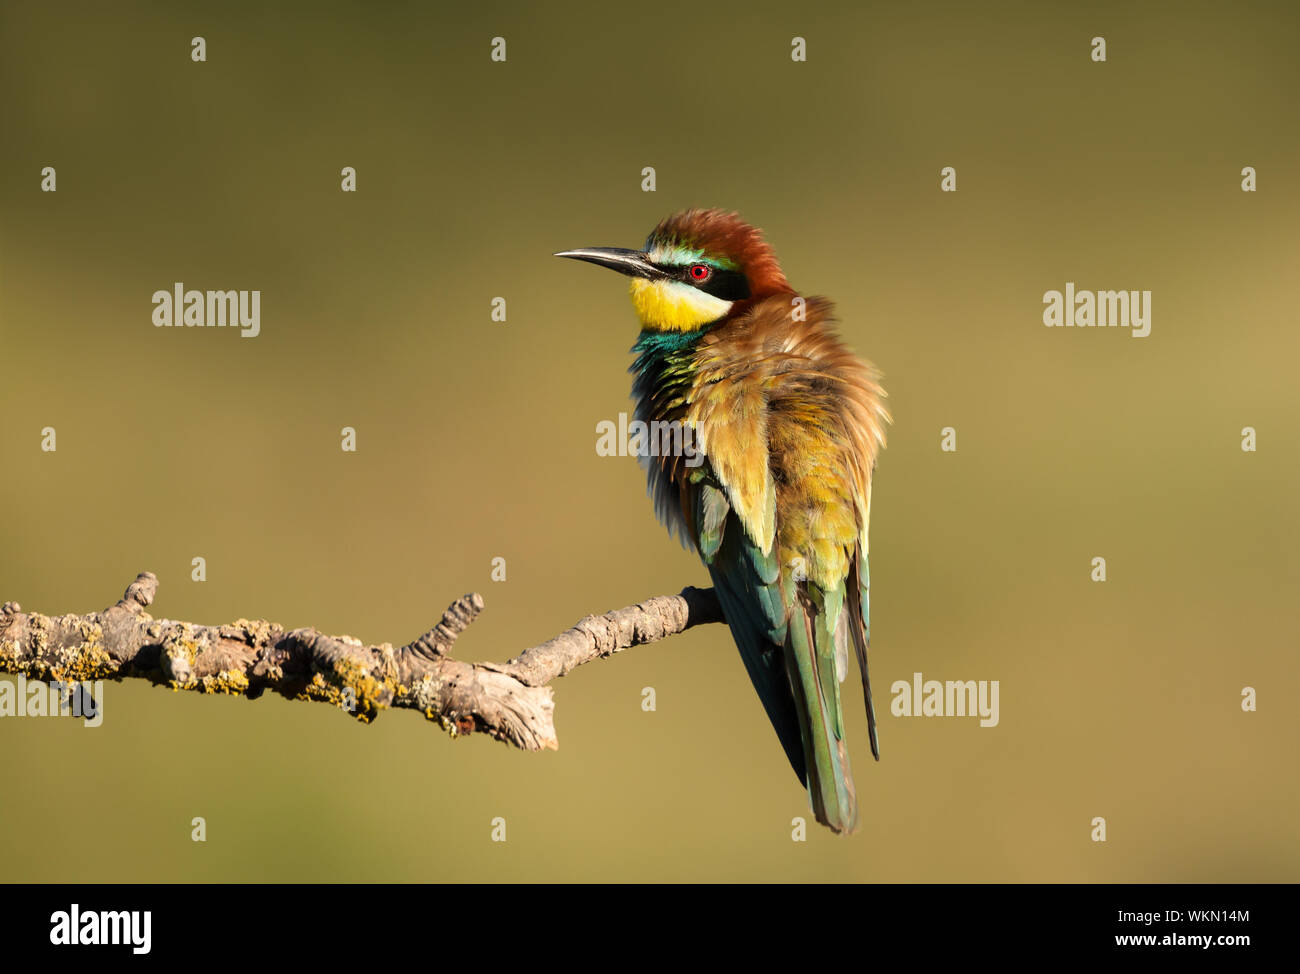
553,247,664,280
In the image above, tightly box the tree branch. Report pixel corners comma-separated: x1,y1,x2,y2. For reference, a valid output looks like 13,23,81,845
0,573,724,750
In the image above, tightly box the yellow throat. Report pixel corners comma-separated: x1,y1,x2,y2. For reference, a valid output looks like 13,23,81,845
630,277,734,332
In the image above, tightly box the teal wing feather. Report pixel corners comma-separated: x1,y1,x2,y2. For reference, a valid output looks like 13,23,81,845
691,464,859,833
691,467,806,784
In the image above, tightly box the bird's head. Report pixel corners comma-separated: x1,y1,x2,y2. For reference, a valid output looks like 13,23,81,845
555,208,791,333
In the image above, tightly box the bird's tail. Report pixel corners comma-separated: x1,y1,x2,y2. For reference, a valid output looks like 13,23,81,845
785,593,858,834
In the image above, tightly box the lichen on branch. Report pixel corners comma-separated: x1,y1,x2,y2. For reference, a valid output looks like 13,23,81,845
0,573,724,750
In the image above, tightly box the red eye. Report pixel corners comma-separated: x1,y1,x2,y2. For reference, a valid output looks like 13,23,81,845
689,264,711,281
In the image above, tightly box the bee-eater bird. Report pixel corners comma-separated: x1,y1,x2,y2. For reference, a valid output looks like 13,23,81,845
556,209,889,834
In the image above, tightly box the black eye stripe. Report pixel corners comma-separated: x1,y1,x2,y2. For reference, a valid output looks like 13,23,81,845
696,268,750,301
655,263,751,301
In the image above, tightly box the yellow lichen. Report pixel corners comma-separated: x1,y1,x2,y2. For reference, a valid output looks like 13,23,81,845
0,639,19,670
200,670,251,695
161,625,202,665
297,656,392,724
7,618,119,685
233,618,276,645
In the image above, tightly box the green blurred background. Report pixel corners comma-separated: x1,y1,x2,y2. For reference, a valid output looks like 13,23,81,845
1,0,1297,882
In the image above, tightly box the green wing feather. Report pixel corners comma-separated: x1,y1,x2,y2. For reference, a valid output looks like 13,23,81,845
693,468,806,782
691,463,859,834
782,574,858,834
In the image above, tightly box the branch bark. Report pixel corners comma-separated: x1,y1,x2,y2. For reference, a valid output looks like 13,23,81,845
0,573,724,750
